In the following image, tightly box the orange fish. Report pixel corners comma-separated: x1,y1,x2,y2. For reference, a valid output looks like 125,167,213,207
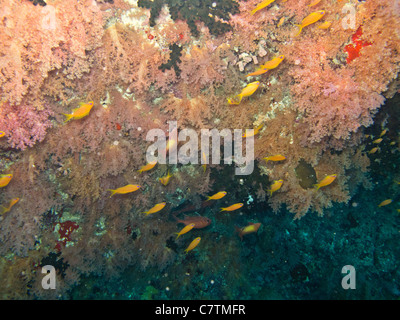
176,223,195,239
143,202,166,216
378,199,392,207
368,147,379,154
318,21,332,29
308,0,322,6
295,10,325,36
372,138,383,144
0,174,13,188
259,55,285,70
138,160,157,173
268,179,283,196
235,222,261,241
159,171,173,186
277,17,285,27
314,174,337,190
227,81,260,105
107,184,141,197
220,203,244,212
263,154,286,163
0,197,19,215
62,101,94,123
246,55,284,77
243,124,263,138
206,191,227,201
380,129,388,137
0,131,5,138
251,0,276,15
184,237,201,253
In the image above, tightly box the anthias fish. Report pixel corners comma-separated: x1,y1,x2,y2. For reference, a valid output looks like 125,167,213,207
185,237,201,253
0,174,13,188
0,197,19,215
143,202,166,216
227,81,260,105
235,222,261,241
268,179,283,196
296,10,325,36
138,160,157,173
263,154,286,163
206,191,227,201
251,0,276,15
314,174,337,190
220,203,244,212
175,223,195,240
62,101,94,123
108,184,141,197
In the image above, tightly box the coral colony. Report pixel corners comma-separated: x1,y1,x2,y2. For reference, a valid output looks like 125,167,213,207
0,0,399,299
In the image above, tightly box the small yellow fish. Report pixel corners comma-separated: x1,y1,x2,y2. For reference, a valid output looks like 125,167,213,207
308,0,322,6
235,222,261,241
62,101,94,123
243,124,263,138
206,191,227,201
0,131,5,138
227,81,260,105
268,179,283,196
372,138,383,144
318,21,332,29
220,203,244,212
263,154,286,164
380,129,388,137
295,10,325,36
143,202,166,216
159,171,173,186
246,55,285,77
184,237,201,253
251,0,276,15
390,141,396,146
277,17,285,27
259,55,285,70
176,223,195,240
138,160,157,173
378,199,392,207
0,197,19,215
108,184,141,197
314,174,337,190
368,147,379,154
0,174,13,188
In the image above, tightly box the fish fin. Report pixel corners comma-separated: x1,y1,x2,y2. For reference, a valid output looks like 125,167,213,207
234,226,243,241
295,25,303,37
107,189,116,198
62,113,73,123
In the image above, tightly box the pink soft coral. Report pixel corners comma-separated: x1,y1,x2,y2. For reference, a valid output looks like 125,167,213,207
0,103,53,150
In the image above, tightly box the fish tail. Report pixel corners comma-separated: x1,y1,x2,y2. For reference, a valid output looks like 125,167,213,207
313,184,320,191
234,226,243,241
107,189,116,198
295,25,303,37
220,208,225,212
175,233,181,240
62,113,73,123
250,8,257,15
